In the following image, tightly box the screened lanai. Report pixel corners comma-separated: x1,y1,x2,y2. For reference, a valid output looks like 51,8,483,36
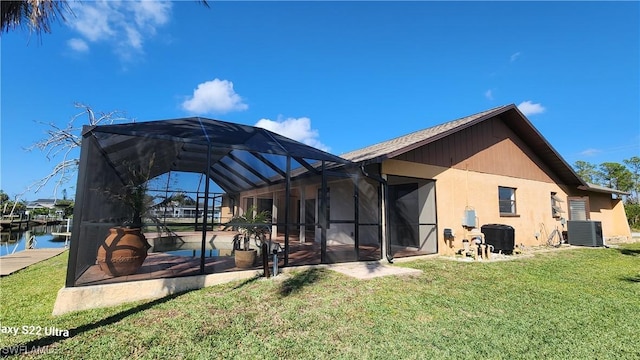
66,117,385,287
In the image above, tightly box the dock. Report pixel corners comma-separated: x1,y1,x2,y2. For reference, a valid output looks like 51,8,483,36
0,248,68,276
0,219,63,230
51,232,72,237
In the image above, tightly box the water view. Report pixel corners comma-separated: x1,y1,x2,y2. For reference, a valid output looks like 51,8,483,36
0,224,70,257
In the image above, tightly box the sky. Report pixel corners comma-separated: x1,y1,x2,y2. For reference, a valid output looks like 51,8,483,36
1,1,639,202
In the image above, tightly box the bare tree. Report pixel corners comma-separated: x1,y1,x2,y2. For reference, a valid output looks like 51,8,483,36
24,103,133,199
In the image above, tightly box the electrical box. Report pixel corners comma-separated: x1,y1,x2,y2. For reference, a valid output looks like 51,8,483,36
462,209,477,228
443,228,454,239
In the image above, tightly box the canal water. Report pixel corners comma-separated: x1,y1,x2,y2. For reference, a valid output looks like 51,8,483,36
0,224,70,257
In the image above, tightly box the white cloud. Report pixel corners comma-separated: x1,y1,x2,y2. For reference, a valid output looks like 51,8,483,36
131,0,171,30
182,79,248,114
66,0,172,61
255,117,330,152
67,38,89,53
517,101,546,116
579,148,602,157
484,89,493,100
510,52,521,62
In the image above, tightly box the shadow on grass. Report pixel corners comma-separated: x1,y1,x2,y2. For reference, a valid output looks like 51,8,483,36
232,274,261,290
617,248,640,257
0,290,195,358
620,274,640,283
278,268,325,297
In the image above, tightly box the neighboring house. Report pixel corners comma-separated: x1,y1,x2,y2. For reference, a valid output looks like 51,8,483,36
25,198,66,217
148,203,221,222
228,104,631,258
25,198,58,210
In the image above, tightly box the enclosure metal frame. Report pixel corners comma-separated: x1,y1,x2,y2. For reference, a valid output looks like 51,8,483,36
65,117,385,287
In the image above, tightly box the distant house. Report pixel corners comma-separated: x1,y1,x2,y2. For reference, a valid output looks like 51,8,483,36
25,198,70,218
25,199,58,210
148,203,221,222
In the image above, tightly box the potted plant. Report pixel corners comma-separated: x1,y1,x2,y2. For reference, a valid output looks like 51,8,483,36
228,206,271,269
96,156,156,277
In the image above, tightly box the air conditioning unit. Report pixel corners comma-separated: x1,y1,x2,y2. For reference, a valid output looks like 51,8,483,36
567,220,603,247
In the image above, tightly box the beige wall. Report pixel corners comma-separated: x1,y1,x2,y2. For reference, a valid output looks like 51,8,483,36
586,194,631,239
222,155,632,257
382,159,630,255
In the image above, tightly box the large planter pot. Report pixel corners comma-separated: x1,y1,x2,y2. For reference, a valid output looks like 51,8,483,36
234,249,257,269
97,227,150,277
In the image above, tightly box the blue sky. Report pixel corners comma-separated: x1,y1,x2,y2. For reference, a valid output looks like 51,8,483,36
1,1,639,201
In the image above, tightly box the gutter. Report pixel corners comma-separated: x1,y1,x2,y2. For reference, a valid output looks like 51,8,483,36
359,165,393,263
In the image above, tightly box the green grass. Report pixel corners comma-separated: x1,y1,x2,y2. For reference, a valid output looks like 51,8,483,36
1,243,639,359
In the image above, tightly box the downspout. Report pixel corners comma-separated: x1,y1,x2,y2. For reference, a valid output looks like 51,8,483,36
359,165,393,263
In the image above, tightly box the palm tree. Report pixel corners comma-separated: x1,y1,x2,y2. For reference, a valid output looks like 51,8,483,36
1,0,209,36
1,0,70,35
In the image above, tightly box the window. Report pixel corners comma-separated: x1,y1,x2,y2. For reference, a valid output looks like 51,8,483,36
551,192,564,218
568,196,590,220
498,186,517,215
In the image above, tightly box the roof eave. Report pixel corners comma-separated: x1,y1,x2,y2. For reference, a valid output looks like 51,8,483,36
577,184,630,196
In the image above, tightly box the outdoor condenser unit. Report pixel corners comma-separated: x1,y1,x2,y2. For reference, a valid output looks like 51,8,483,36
567,220,603,247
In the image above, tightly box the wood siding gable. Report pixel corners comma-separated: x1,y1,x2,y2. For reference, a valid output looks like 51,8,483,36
395,116,563,184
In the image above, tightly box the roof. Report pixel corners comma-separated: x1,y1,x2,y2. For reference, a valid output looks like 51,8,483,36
579,183,630,196
26,199,59,209
29,198,57,204
84,117,353,194
340,104,587,187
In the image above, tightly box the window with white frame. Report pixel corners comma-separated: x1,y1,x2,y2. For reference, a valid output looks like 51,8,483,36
498,186,517,215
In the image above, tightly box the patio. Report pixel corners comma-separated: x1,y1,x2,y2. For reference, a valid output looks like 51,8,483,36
75,231,385,286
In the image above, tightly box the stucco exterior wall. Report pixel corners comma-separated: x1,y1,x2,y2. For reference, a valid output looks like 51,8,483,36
384,159,578,255
586,194,631,240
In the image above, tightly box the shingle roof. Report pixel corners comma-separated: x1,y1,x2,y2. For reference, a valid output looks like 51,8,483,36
339,104,588,187
340,105,512,163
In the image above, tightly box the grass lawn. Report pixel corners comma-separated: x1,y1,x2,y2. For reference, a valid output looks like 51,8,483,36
1,243,639,359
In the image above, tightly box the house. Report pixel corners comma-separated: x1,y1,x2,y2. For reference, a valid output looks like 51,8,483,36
337,104,631,256
226,104,630,260
25,198,58,210
64,105,631,284
25,198,67,218
54,104,632,314
148,203,220,222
